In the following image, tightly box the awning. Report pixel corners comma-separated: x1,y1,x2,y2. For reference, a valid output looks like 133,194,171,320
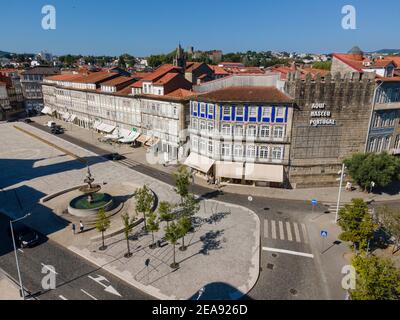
215,161,244,180
145,137,160,147
93,121,101,129
244,163,284,183
98,124,115,133
41,106,53,115
62,112,71,120
68,115,77,122
184,153,215,174
137,135,150,144
119,129,132,139
119,132,141,143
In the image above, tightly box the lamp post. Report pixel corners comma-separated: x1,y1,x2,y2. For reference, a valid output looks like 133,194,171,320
335,163,346,224
10,213,31,300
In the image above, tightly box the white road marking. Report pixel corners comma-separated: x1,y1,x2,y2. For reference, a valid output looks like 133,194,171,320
81,289,98,300
59,295,68,300
264,219,269,238
41,263,58,275
271,220,277,239
293,223,301,243
263,247,314,258
18,249,24,253
278,221,284,240
88,275,122,297
301,223,309,244
286,222,293,241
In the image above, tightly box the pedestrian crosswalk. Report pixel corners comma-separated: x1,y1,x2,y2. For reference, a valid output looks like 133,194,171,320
323,202,373,215
264,219,309,244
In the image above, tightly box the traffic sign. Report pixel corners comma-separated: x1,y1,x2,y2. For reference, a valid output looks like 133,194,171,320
320,230,328,238
311,199,318,206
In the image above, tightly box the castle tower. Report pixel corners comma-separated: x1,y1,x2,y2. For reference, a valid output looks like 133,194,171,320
173,43,187,73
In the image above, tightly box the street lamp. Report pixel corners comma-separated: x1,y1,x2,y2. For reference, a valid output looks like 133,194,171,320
335,164,346,224
10,213,31,300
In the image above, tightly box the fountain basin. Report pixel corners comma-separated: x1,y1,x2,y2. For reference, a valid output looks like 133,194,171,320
68,193,114,217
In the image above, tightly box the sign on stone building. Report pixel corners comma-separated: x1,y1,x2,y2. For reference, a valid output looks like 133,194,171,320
310,103,336,127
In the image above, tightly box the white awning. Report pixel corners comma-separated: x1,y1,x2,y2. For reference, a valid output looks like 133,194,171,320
244,163,284,183
215,161,244,179
93,121,101,129
119,131,141,143
62,112,71,120
41,106,53,115
98,124,115,133
184,153,215,173
68,115,77,122
119,129,132,139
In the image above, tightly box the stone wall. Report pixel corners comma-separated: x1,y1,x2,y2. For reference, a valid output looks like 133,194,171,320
285,71,376,188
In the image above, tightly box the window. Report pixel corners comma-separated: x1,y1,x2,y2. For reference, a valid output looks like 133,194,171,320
191,136,199,152
259,146,269,159
192,102,198,114
262,106,272,118
200,121,207,131
207,122,214,133
236,106,244,117
222,144,231,157
223,106,231,117
199,139,207,154
208,140,213,155
191,119,198,130
249,106,258,118
276,107,285,118
260,125,270,138
208,104,214,115
246,145,256,158
234,125,244,136
273,126,285,139
200,103,206,114
272,146,284,160
233,145,243,158
246,125,257,137
221,123,231,136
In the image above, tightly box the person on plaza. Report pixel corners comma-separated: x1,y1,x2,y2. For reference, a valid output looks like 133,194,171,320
79,221,84,233
72,223,76,235
345,181,352,191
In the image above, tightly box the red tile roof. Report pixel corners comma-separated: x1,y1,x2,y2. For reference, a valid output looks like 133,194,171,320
132,80,143,88
73,71,119,84
208,65,230,75
153,73,180,85
45,73,85,81
166,88,195,98
142,64,180,82
101,76,133,86
196,86,293,103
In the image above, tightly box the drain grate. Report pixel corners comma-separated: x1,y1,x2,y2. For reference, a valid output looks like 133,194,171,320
267,263,274,270
289,289,298,296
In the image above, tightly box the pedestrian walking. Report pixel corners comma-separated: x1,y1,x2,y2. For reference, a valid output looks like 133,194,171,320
79,221,84,233
72,223,76,235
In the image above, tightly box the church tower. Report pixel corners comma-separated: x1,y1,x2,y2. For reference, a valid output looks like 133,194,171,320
173,43,187,73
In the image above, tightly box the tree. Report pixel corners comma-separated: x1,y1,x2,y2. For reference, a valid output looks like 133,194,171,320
165,221,182,269
312,61,332,70
134,185,154,230
344,153,400,192
146,212,160,249
173,166,191,204
377,205,400,254
158,201,175,227
178,216,192,251
180,194,200,219
351,254,400,300
96,208,111,251
338,199,377,251
121,212,135,258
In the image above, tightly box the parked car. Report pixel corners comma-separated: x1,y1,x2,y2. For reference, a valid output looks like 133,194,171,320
7,224,39,249
106,153,126,161
46,121,56,128
51,125,64,134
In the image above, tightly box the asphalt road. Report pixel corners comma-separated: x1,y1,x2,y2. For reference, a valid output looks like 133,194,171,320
0,213,153,300
27,120,330,300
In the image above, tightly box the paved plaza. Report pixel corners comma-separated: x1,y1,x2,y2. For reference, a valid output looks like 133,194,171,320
0,122,260,300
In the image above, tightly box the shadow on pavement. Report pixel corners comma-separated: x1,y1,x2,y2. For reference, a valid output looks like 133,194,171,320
189,282,252,300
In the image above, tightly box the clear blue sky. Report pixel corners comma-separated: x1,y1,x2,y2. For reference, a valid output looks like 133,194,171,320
1,0,399,57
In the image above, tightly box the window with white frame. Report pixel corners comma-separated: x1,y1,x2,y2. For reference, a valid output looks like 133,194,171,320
246,125,257,137
199,139,207,154
259,146,269,159
246,145,256,158
191,136,199,152
260,125,271,138
200,121,207,131
273,126,285,139
192,102,198,113
249,106,258,118
200,103,206,114
207,121,214,133
233,144,243,158
236,106,244,117
276,107,285,118
208,104,214,115
223,106,231,117
272,146,284,160
221,123,231,135
208,140,213,155
234,125,244,136
222,143,231,157
262,106,272,118
191,119,198,130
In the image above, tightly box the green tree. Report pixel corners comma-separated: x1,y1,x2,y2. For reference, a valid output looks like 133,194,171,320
173,166,191,204
377,205,400,254
351,254,400,300
344,153,400,192
178,216,192,251
165,221,182,269
158,201,175,227
96,208,111,251
134,185,154,230
121,212,135,258
146,212,160,248
312,61,332,70
179,194,200,219
338,198,377,251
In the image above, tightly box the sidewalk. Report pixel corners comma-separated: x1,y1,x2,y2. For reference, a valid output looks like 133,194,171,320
34,115,400,204
0,273,22,300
